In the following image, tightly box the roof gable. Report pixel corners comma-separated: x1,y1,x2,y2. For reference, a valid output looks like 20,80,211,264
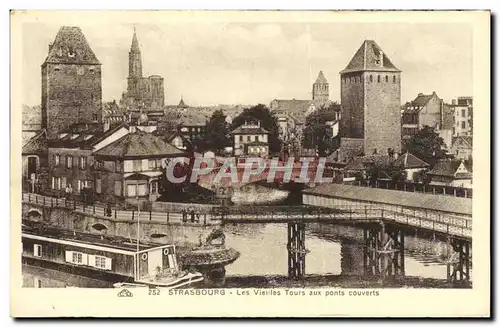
394,152,430,169
314,71,328,84
44,26,100,65
341,40,400,74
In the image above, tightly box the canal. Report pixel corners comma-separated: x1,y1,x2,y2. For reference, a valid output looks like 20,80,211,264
22,222,469,288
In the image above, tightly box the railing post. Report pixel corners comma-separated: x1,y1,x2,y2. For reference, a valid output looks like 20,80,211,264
93,205,95,214
204,214,207,225
114,209,117,219
132,211,135,220
167,212,169,223
150,211,152,221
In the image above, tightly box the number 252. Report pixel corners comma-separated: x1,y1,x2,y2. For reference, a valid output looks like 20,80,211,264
149,289,160,296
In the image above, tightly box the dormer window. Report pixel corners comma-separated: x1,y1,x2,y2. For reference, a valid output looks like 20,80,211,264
54,66,60,72
70,134,79,140
68,47,76,58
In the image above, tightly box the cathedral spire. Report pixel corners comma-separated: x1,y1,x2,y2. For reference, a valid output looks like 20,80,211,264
128,27,142,78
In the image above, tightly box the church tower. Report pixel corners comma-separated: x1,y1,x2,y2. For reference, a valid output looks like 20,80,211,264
127,28,143,101
312,70,329,103
340,40,402,155
41,26,102,138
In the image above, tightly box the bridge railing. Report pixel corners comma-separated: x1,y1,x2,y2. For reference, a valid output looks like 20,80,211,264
22,193,213,226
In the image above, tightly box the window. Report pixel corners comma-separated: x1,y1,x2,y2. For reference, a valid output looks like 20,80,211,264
385,75,388,82
61,177,67,189
138,184,147,196
72,252,83,264
462,109,466,117
56,177,61,190
377,75,381,83
54,154,60,167
51,177,55,189
369,75,373,82
356,76,360,83
239,135,243,142
34,244,42,257
77,180,82,192
95,179,102,194
89,67,95,74
95,256,106,269
115,160,122,173
34,278,42,288
133,160,142,171
148,159,157,170
94,160,103,170
156,159,163,168
93,114,98,121
393,75,396,83
127,184,136,197
461,121,466,129
80,156,87,170
66,156,73,169
150,181,158,194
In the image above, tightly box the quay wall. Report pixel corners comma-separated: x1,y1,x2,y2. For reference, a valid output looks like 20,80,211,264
22,203,216,246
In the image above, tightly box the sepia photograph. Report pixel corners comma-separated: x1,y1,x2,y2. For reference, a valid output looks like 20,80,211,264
10,10,490,317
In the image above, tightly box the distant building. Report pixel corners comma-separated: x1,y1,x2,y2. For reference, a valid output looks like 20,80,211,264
339,40,402,159
120,29,165,111
401,92,445,141
41,26,102,138
270,71,335,140
393,152,430,181
428,159,472,188
449,97,473,136
22,105,42,146
22,130,48,192
450,136,473,160
230,121,270,156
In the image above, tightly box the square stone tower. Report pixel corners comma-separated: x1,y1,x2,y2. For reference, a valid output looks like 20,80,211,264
41,26,102,138
340,40,402,155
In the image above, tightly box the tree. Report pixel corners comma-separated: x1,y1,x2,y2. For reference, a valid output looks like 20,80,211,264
231,104,281,153
404,125,446,166
302,102,341,156
156,111,180,137
204,109,230,153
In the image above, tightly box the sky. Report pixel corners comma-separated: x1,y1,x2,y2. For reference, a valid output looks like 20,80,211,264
21,21,473,107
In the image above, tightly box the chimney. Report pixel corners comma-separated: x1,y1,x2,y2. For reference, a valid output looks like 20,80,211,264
452,99,457,105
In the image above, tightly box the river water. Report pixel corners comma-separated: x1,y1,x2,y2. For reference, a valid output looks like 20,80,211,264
23,222,463,288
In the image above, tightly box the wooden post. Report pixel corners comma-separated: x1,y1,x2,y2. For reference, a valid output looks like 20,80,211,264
132,210,135,220
114,209,117,219
149,211,152,221
93,205,95,214
167,212,169,223
204,214,207,225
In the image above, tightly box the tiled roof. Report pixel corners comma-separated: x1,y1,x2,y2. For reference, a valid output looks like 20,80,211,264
345,155,394,171
22,130,48,155
179,112,208,126
394,152,430,169
48,123,128,149
452,136,473,148
303,184,472,215
231,125,270,135
341,40,400,74
93,130,185,159
314,71,328,84
428,159,472,178
44,26,100,65
402,93,438,113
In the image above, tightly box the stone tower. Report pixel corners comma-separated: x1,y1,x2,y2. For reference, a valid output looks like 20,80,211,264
127,28,142,101
312,70,329,103
41,26,102,138
340,40,402,155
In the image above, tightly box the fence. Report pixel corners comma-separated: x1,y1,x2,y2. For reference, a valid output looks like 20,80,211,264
349,180,473,198
22,193,214,226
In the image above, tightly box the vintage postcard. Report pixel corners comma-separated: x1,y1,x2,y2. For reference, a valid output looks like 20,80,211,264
10,10,490,317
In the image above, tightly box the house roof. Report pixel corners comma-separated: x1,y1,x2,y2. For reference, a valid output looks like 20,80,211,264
22,129,48,155
47,123,129,149
178,112,208,127
344,155,394,171
428,159,472,178
314,71,328,84
341,40,400,74
303,184,472,216
452,136,473,148
44,26,100,65
231,125,270,135
394,152,430,169
270,99,314,123
93,130,185,159
402,92,439,113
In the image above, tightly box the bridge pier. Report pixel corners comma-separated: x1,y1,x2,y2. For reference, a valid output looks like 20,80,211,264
340,239,365,277
446,238,471,283
363,223,405,281
287,222,306,279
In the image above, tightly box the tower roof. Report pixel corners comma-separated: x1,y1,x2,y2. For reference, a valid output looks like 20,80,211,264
314,71,328,84
131,28,140,52
340,40,400,74
44,26,100,65
178,97,188,108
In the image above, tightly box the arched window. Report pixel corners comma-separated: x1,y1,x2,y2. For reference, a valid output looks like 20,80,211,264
385,75,388,82
377,75,381,83
393,75,396,83
369,75,373,82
